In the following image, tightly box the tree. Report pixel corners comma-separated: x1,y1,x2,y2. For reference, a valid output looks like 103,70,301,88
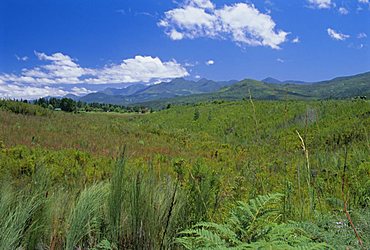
193,108,200,121
60,98,75,112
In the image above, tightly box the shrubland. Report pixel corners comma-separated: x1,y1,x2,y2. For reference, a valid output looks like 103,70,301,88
0,99,369,249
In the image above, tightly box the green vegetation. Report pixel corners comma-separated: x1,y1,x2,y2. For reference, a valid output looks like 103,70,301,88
33,97,151,113
0,99,51,116
0,99,369,249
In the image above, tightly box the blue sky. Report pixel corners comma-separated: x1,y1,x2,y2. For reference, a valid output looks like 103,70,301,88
0,0,369,99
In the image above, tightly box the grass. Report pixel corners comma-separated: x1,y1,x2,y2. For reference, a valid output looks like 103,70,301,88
0,99,369,249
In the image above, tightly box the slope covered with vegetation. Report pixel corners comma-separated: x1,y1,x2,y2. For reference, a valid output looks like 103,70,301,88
134,71,370,109
71,71,370,108
0,99,369,249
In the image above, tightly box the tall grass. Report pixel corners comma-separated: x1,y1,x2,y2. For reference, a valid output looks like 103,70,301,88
107,153,126,246
66,183,108,249
0,185,42,249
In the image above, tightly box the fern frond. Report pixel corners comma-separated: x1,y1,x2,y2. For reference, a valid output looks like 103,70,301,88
228,193,283,241
176,193,332,250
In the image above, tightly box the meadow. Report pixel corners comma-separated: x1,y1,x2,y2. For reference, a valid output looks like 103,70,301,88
0,99,369,249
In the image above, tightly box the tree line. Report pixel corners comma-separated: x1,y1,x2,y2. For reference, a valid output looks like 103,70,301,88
33,97,152,113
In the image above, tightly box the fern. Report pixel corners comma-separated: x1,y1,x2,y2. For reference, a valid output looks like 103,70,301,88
228,193,283,242
176,193,331,249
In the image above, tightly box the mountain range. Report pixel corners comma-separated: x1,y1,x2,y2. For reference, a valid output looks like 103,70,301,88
69,71,370,108
78,78,237,105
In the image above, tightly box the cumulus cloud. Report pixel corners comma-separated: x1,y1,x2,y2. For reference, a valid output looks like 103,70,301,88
0,52,189,99
206,60,215,65
186,0,215,9
169,29,184,40
0,84,68,100
0,81,94,100
308,0,333,9
159,0,289,49
292,37,300,43
0,52,188,85
338,7,349,15
327,28,350,40
86,55,189,84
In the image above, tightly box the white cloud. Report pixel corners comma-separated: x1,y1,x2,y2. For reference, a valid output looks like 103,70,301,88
0,52,189,99
308,0,333,9
206,60,215,65
186,0,215,9
0,84,68,100
169,29,184,40
87,55,189,84
0,80,94,100
358,0,369,3
15,55,29,61
0,52,189,85
338,7,349,15
292,37,300,43
184,61,198,67
70,87,94,96
32,51,86,84
195,75,201,79
277,58,284,63
357,32,367,38
160,5,219,39
327,28,350,40
159,0,289,49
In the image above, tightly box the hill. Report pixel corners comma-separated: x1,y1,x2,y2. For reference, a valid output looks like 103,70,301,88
284,71,370,99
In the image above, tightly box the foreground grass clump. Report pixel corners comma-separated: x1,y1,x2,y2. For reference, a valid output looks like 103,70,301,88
0,158,187,249
0,99,369,249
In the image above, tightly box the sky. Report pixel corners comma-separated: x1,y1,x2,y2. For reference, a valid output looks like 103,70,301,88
0,0,369,99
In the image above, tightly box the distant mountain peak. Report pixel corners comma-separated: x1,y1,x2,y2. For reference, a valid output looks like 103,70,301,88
262,77,308,85
262,77,282,84
197,78,211,83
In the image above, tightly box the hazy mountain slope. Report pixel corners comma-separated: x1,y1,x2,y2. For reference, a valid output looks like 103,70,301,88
208,72,370,100
80,78,237,104
262,77,282,84
284,71,370,99
79,93,127,104
132,71,370,109
78,71,369,107
262,77,307,85
101,84,147,96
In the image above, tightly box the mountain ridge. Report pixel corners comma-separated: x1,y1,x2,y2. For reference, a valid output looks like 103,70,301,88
66,71,370,107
